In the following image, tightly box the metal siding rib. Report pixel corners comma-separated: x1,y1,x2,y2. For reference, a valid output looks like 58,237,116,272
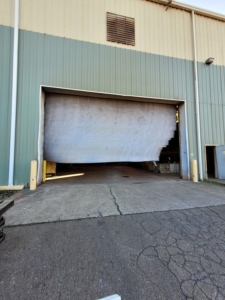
221,67,225,107
223,105,225,145
211,66,218,106
217,66,224,107
199,103,206,150
216,104,223,144
0,26,13,184
119,48,126,95
130,49,136,95
181,60,188,100
211,105,218,144
99,44,106,93
74,41,82,90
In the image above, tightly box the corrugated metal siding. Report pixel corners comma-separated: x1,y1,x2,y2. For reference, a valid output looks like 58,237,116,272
0,26,13,185
0,0,193,61
1,26,225,184
198,62,225,176
10,29,197,184
3,1,225,66
0,0,14,27
196,14,225,67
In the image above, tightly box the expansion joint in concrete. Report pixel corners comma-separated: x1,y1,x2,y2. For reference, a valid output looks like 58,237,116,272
108,185,123,215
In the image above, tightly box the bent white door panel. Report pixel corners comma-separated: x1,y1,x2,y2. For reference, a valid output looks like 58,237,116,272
44,94,176,163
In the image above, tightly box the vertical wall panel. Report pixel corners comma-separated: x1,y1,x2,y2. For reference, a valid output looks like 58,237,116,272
186,101,198,162
198,62,225,176
0,0,14,27
196,14,225,66
0,26,13,184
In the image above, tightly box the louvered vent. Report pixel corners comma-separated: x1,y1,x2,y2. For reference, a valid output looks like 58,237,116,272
107,12,135,46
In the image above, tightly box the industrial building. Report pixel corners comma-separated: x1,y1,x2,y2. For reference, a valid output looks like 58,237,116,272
0,0,225,187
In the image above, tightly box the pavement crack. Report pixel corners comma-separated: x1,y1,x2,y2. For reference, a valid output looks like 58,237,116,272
108,185,123,215
98,211,103,218
136,246,156,284
206,207,225,222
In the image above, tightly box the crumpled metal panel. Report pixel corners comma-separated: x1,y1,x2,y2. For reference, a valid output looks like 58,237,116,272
44,94,176,163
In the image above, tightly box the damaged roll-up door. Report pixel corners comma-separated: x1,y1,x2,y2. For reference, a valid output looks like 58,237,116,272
44,94,176,164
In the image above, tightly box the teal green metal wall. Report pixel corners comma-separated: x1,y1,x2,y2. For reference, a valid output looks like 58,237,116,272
198,63,225,177
1,25,225,184
0,26,13,185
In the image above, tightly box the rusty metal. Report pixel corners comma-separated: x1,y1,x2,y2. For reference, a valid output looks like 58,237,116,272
166,0,172,11
107,12,135,46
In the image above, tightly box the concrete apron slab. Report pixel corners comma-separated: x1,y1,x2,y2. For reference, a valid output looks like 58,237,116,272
5,180,225,226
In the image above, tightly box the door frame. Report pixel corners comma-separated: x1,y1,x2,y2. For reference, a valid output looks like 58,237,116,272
37,85,190,184
204,144,218,179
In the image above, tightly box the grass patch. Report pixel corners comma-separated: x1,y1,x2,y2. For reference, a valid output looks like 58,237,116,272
0,190,18,202
204,180,225,187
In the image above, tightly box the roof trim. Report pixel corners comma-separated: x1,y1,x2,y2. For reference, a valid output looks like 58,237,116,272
42,85,184,105
146,0,225,22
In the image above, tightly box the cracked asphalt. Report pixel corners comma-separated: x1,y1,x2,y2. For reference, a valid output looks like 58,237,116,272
1,205,225,300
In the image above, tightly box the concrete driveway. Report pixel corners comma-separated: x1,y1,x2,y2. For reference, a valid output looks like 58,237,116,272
2,165,225,300
4,165,225,226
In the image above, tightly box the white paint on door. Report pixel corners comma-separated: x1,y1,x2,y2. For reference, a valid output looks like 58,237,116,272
44,94,176,163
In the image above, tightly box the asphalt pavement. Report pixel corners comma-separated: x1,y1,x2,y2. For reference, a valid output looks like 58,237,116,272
1,205,225,300
2,165,225,299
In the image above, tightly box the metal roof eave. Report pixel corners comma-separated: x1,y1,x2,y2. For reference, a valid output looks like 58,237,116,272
146,0,225,22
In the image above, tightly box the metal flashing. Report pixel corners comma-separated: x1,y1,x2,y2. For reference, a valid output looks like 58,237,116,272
42,86,185,105
146,0,225,22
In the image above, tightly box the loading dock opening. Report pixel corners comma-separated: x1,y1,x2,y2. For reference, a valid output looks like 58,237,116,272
44,162,180,185
45,118,181,182
43,117,181,183
37,87,189,184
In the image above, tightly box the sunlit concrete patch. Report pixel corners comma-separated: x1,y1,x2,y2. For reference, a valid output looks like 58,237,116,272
111,181,225,215
46,173,85,181
4,179,225,226
5,184,120,226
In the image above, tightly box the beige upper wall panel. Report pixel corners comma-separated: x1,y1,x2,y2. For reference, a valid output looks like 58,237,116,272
0,0,194,60
0,0,14,27
195,14,225,66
